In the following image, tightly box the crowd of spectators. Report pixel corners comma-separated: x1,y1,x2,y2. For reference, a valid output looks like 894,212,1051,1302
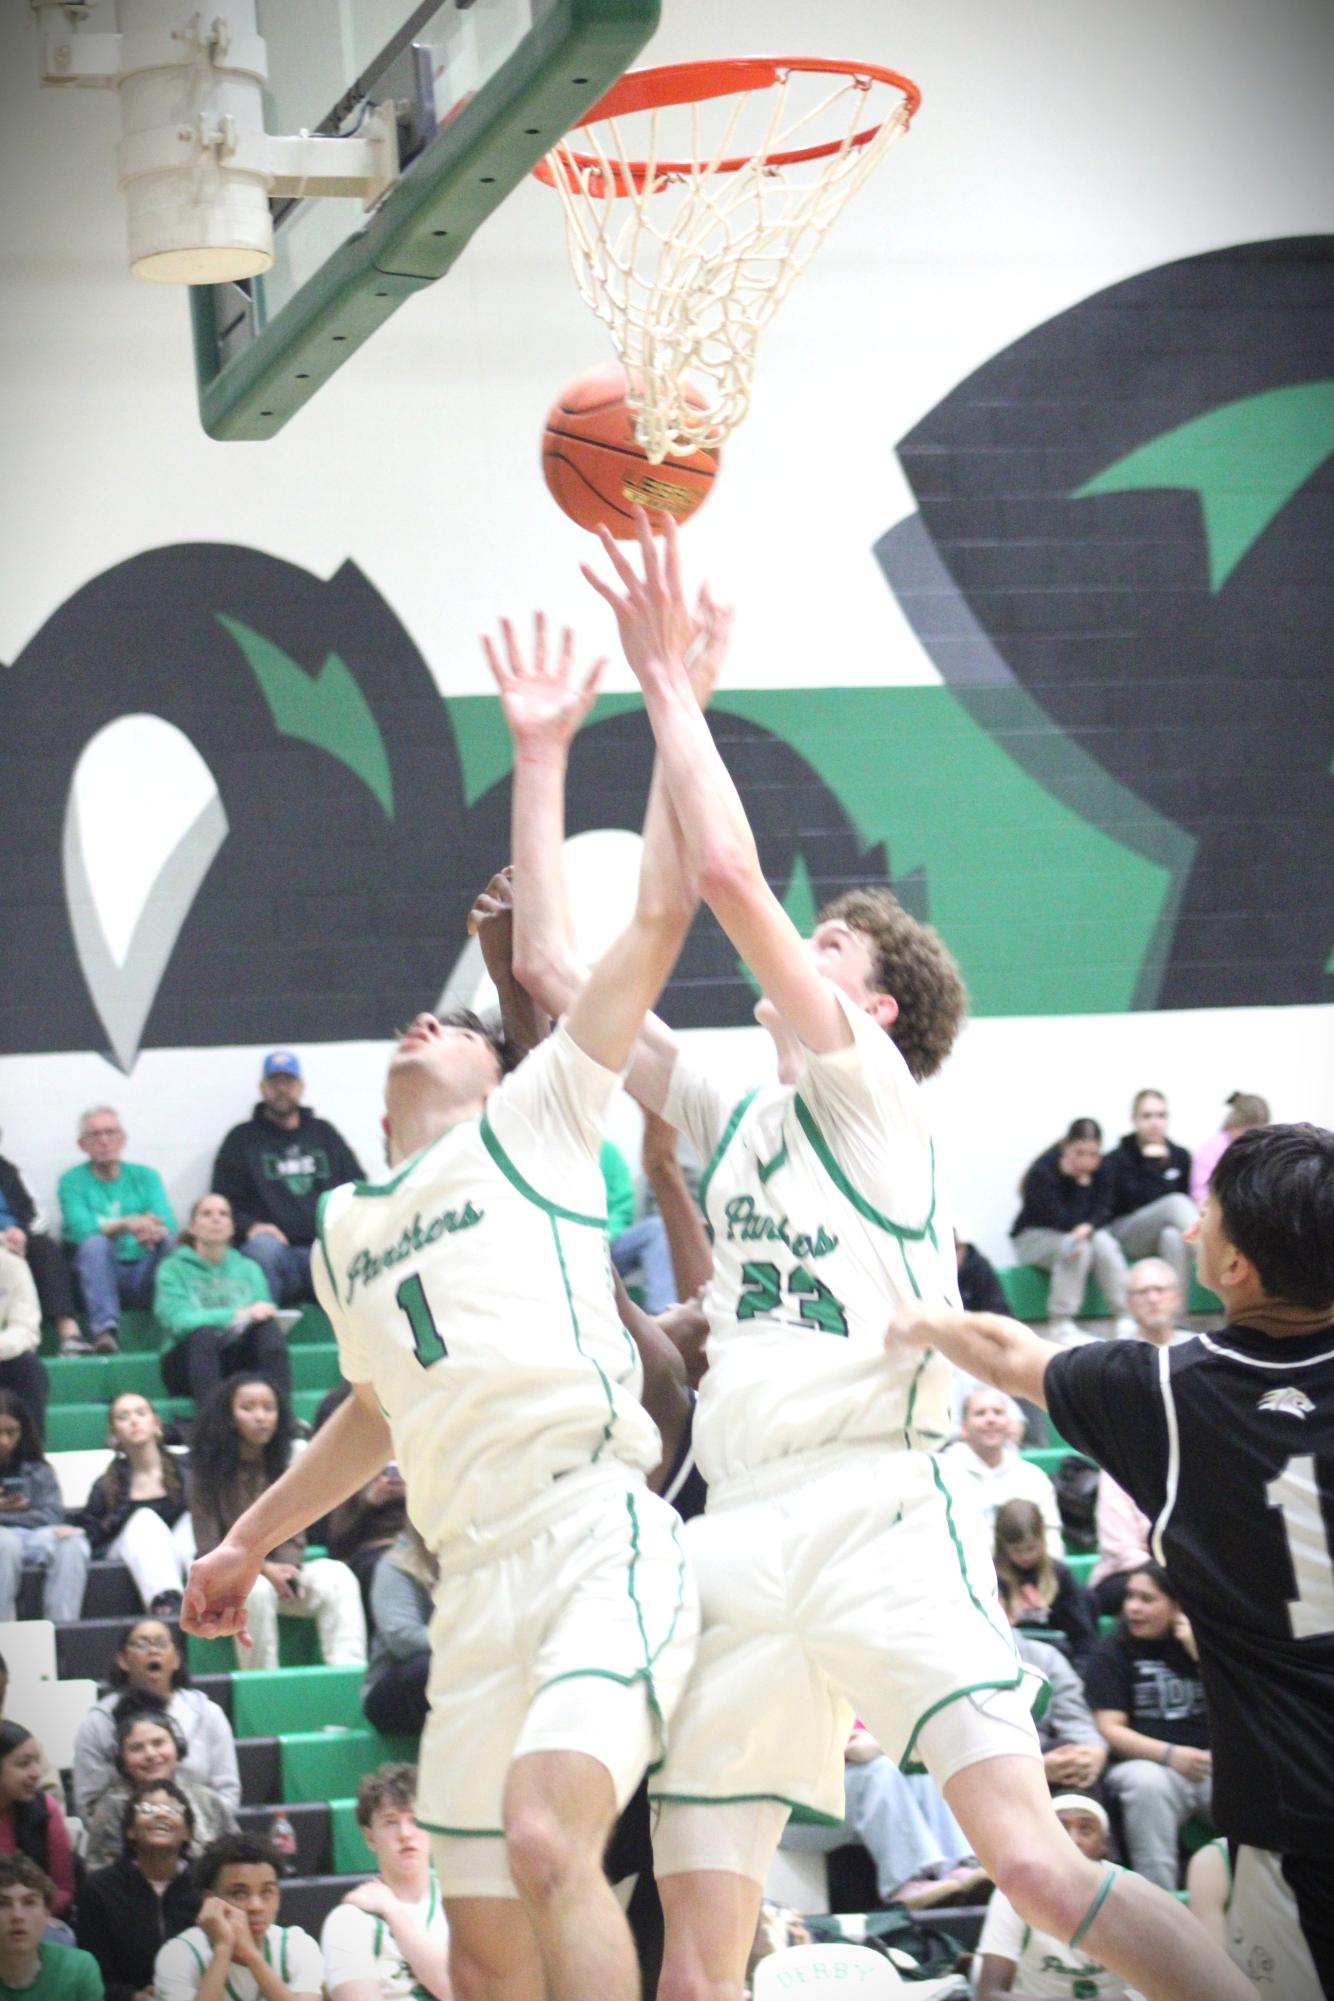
0,1077,1269,1992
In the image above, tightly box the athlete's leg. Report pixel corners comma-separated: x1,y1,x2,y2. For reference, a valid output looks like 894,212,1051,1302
444,1896,545,2001
503,1747,637,2001
944,1752,1255,2001
654,1800,790,2001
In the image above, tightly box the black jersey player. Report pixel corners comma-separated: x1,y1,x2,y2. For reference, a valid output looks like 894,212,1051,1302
888,1122,1334,2001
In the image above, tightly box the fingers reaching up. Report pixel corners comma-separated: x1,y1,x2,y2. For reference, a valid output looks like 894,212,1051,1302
482,610,605,750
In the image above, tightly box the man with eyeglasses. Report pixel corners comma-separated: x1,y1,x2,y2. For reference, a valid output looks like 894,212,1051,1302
58,1108,175,1355
1119,1259,1193,1348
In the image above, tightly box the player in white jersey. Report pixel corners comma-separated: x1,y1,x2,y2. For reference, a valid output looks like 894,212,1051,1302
513,510,1248,2001
180,594,703,2001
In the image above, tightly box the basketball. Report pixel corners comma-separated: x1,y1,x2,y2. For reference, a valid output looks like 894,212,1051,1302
541,363,721,537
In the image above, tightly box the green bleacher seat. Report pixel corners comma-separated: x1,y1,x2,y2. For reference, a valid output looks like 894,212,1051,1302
280,1728,418,1803
230,1665,364,1737
1020,1446,1072,1478
330,1799,370,1875
1064,1551,1098,1585
41,1302,336,1357
187,1615,323,1676
997,1267,1221,1322
45,1342,343,1405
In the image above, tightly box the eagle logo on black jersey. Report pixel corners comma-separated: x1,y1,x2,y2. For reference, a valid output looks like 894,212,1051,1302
1257,1386,1315,1418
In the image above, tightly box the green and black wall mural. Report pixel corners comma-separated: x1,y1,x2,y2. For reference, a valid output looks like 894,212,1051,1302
2,238,1329,1068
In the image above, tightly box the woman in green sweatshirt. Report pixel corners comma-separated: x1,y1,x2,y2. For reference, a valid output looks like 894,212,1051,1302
154,1196,291,1405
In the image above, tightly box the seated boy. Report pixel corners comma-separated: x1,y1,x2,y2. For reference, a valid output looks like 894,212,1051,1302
153,1833,322,2001
0,1855,102,2000
321,1764,450,2000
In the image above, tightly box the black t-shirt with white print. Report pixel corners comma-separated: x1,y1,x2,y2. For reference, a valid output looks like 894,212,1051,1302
1045,1324,1334,1855
1082,1630,1209,1747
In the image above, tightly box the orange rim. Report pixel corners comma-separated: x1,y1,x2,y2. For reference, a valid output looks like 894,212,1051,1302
535,56,921,196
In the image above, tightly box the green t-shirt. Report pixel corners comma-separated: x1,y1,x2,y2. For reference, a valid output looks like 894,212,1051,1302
0,1942,104,2001
58,1160,176,1264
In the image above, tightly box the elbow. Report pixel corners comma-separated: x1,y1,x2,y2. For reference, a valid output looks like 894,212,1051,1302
697,842,756,911
511,941,573,1015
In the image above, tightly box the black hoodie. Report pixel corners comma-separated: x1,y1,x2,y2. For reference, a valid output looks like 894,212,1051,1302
75,1853,201,2001
212,1104,364,1246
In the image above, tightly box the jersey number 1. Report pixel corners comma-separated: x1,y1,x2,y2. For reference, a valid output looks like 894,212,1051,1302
396,1273,447,1367
1266,1454,1334,1640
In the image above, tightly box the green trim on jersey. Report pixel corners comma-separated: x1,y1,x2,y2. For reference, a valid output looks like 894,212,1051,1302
479,1113,607,1227
757,1139,788,1184
352,1124,457,1199
792,1095,937,1243
649,1789,843,1826
649,1513,690,1670
929,1457,1017,1651
315,1188,340,1303
548,1214,616,1459
697,1090,759,1226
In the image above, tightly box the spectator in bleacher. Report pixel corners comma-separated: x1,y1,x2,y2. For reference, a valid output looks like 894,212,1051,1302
840,1724,986,1911
72,1617,240,1822
0,1142,85,1358
83,1694,237,1869
993,1498,1098,1674
0,1658,59,1800
0,1854,102,2001
325,1460,409,1629
1085,1562,1212,1890
76,1779,201,2001
1188,1091,1270,1207
937,1386,1064,1557
59,1109,175,1358
212,1053,364,1307
973,1795,1143,2001
1087,1474,1154,1620
321,1763,450,2001
1011,1118,1131,1342
189,1376,366,1672
1102,1091,1196,1296
155,1195,291,1405
1120,1259,1192,1347
0,1726,75,1924
999,1579,1108,1796
0,1245,47,1436
153,1832,323,2001
361,1528,434,1738
0,1389,89,1624
83,1392,195,1620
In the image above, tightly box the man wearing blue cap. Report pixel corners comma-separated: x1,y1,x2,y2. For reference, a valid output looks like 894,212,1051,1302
212,1053,365,1304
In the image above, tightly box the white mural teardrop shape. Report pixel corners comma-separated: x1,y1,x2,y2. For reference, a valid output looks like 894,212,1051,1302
63,715,228,1071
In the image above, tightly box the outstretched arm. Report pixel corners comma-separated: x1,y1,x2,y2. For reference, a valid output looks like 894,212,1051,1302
885,1302,1055,1410
483,606,702,1093
467,865,551,1061
182,1384,391,1644
583,512,851,1055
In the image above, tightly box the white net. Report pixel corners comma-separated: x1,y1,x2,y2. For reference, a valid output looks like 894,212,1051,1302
542,62,918,463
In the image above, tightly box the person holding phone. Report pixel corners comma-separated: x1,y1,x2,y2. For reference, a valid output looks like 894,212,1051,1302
188,1377,366,1672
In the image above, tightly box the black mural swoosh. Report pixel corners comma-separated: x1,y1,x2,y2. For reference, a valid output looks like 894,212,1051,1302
882,235,1334,1010
0,545,894,1058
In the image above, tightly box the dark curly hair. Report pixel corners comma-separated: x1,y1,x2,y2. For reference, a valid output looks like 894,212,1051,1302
193,1830,281,1893
0,1390,45,1464
816,888,968,1081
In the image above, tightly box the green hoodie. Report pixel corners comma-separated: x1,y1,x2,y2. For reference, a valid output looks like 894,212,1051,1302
153,1243,271,1345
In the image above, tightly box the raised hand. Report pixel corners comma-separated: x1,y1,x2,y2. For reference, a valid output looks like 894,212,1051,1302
181,1537,263,1645
683,582,735,707
482,611,604,750
466,865,517,978
581,507,699,687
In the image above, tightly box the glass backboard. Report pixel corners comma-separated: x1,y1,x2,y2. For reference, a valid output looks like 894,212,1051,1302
191,0,659,440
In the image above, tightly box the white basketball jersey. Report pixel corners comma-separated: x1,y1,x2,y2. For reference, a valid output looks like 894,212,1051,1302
663,989,957,1486
314,1028,659,1553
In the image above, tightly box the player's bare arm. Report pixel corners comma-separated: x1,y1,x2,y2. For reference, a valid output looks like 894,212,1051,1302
485,584,701,1088
584,509,852,1056
612,1269,691,1486
181,1382,391,1642
467,864,551,1061
886,1302,1055,1410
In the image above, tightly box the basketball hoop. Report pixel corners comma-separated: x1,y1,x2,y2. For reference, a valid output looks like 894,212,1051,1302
536,57,921,463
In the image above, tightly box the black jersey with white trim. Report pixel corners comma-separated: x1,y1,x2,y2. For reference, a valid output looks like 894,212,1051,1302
1045,1326,1334,1855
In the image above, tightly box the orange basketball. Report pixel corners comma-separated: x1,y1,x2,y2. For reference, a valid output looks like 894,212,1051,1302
541,363,720,538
